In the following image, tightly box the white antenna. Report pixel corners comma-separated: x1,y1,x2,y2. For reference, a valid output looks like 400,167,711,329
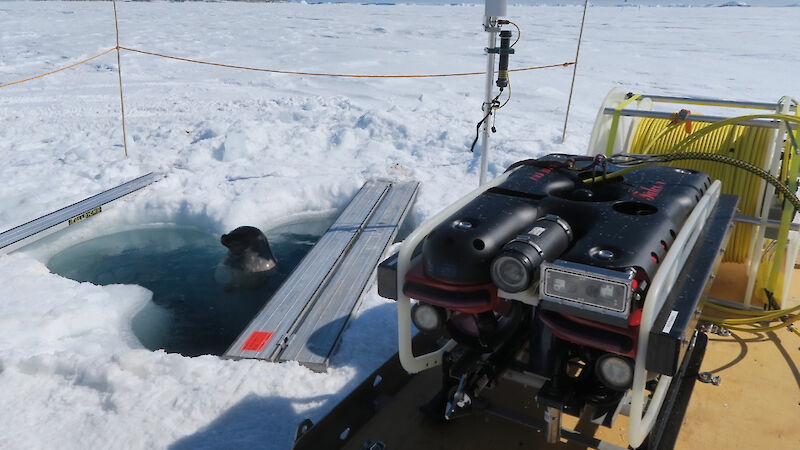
478,0,509,186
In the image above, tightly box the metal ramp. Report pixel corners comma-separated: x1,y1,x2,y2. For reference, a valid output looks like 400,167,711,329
224,180,419,372
0,173,160,255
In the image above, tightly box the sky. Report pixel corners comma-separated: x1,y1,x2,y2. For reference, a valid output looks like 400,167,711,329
313,1,793,6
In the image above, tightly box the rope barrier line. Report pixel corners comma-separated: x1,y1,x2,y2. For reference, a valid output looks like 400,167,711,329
119,46,574,78
0,45,574,89
0,47,116,89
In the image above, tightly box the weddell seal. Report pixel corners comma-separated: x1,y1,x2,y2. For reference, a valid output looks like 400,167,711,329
214,226,277,290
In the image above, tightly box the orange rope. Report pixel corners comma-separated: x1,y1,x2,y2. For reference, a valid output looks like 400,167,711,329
120,46,574,78
0,45,574,88
0,47,117,88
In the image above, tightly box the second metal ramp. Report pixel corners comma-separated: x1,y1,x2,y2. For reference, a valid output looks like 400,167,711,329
224,180,419,371
0,173,160,255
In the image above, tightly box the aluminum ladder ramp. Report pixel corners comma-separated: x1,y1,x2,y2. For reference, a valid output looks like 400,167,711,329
0,173,160,255
225,180,419,371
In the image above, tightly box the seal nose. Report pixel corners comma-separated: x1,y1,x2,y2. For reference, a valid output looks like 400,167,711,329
220,233,230,247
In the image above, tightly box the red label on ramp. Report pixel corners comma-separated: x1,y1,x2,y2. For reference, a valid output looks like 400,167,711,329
241,331,274,352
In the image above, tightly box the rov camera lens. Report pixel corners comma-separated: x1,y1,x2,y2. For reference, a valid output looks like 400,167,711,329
490,215,573,294
491,254,531,293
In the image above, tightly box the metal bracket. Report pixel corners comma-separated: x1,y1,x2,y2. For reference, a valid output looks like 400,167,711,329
486,47,515,55
445,374,472,420
699,322,731,337
697,372,722,386
279,333,292,350
544,406,562,444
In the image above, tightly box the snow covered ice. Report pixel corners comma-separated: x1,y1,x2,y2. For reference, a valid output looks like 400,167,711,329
0,1,798,448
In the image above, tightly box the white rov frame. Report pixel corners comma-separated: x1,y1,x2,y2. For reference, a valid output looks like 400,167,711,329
394,163,721,447
626,180,720,448
588,88,799,308
396,172,511,373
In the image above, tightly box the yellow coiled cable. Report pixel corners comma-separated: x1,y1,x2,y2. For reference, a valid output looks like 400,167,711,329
602,111,798,334
629,118,773,263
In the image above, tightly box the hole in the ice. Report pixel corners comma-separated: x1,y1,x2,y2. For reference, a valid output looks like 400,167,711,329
46,214,336,357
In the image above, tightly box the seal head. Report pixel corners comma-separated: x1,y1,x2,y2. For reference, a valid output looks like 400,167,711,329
214,226,277,290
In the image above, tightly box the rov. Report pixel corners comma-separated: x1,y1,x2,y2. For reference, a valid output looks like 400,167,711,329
379,153,713,434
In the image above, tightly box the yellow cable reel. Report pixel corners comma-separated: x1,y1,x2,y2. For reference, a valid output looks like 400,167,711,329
628,117,772,264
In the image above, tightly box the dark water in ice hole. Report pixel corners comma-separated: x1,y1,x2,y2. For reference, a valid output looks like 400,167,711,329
46,216,335,357
46,212,416,357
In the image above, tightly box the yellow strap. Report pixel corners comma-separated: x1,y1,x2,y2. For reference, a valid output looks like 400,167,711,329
605,94,642,156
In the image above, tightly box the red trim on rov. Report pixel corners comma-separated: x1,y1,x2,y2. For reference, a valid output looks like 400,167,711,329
540,311,639,358
402,261,502,314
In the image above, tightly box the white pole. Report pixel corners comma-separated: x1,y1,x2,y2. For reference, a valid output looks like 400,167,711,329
479,0,507,186
479,22,498,186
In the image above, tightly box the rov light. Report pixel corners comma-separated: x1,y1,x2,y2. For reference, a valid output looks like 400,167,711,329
595,353,634,391
540,260,635,327
411,302,446,335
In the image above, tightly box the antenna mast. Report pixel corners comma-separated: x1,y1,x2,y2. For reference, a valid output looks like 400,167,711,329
479,0,509,185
